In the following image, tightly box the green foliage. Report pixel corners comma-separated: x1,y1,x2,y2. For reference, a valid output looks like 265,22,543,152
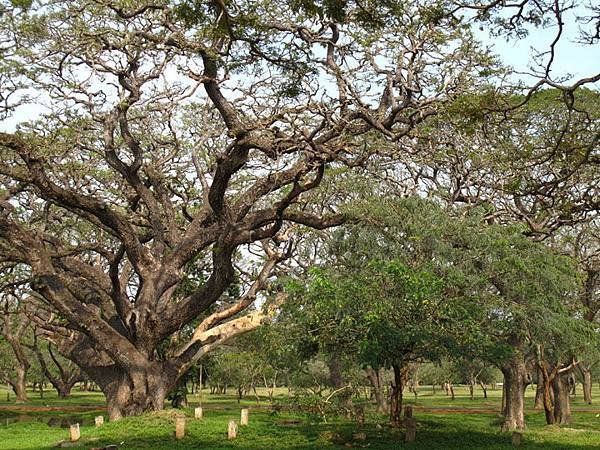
283,196,590,377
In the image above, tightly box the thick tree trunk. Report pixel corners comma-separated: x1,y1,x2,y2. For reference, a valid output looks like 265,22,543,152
366,367,387,413
540,374,555,425
98,367,170,421
327,354,352,410
534,383,544,409
57,384,73,398
552,372,572,425
389,364,405,427
580,365,592,405
534,366,544,409
501,353,529,431
13,366,28,403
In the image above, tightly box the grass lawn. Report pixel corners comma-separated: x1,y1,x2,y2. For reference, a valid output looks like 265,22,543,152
1,385,599,449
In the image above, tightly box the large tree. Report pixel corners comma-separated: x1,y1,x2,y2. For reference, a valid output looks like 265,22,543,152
0,0,597,420
0,0,498,419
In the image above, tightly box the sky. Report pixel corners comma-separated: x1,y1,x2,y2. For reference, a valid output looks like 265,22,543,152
1,9,598,133
478,8,599,83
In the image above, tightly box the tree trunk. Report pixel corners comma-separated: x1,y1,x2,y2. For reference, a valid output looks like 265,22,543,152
389,364,405,427
366,367,388,413
552,371,572,425
501,380,507,415
100,368,169,421
534,366,544,409
534,383,544,409
327,354,352,410
501,352,529,431
538,367,555,425
580,365,592,405
12,366,28,403
57,382,75,398
478,381,488,399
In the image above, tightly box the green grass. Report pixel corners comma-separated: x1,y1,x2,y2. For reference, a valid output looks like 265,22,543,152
1,385,599,449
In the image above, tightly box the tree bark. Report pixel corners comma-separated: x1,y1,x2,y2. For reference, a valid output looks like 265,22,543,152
501,380,507,415
552,371,572,425
102,369,169,421
534,366,544,409
580,365,592,405
57,383,74,398
478,381,488,399
66,341,174,422
390,364,408,427
366,367,387,413
501,352,530,431
1,312,31,403
12,366,28,403
538,363,555,425
327,354,352,410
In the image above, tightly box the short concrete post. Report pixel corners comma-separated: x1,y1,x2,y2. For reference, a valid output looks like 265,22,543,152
404,418,416,443
404,405,413,419
69,423,80,442
512,431,522,446
175,416,186,440
95,415,104,427
228,420,238,440
240,408,249,426
194,406,203,420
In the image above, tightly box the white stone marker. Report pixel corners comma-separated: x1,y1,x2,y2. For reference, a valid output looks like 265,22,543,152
95,416,104,427
69,423,80,442
175,416,186,440
194,406,203,420
240,408,249,426
228,420,238,440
